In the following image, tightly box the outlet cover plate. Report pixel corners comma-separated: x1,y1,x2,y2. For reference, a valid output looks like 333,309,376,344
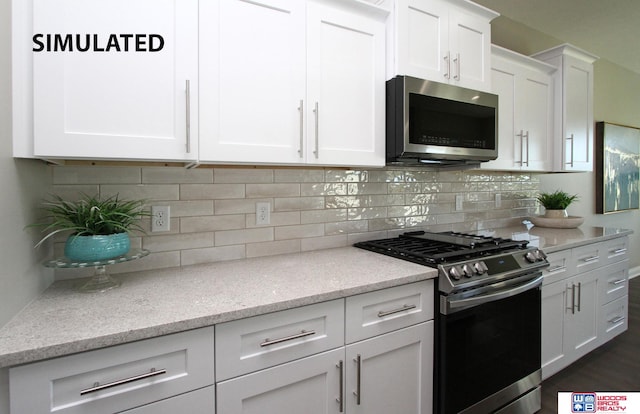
151,205,170,232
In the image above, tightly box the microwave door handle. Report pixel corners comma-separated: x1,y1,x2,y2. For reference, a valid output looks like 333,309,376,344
447,274,543,311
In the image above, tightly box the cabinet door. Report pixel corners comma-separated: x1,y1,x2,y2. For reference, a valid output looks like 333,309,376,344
564,271,600,360
199,0,305,164
305,2,386,167
345,322,433,414
541,279,568,380
518,65,553,171
31,0,198,161
216,348,343,414
563,55,594,171
484,56,518,170
448,7,492,91
396,0,449,82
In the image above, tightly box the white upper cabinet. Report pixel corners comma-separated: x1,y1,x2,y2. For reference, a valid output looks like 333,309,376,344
531,44,598,172
199,0,387,167
15,0,199,162
483,45,555,171
389,0,498,92
199,0,306,165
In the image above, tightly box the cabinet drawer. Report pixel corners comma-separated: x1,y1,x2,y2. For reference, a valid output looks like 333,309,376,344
345,280,434,344
600,295,628,343
601,236,629,266
542,249,575,286
9,327,215,414
573,242,604,273
215,299,344,381
598,260,629,305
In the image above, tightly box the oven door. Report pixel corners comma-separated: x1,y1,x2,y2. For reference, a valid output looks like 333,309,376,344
436,274,542,414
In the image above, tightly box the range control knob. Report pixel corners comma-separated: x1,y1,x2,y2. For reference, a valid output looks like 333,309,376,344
525,250,546,263
473,261,489,274
462,264,473,278
449,266,462,280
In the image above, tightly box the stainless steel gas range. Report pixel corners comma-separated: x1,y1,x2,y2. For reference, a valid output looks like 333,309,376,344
355,231,549,414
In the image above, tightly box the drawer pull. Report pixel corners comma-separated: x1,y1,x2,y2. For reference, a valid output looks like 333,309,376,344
377,304,416,318
260,330,316,347
582,256,599,263
612,279,627,285
547,265,566,273
353,354,362,405
613,248,627,254
80,368,167,395
609,316,625,324
337,360,344,412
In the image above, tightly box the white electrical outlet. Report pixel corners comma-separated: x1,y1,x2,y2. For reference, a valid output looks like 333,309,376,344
151,205,170,232
495,193,502,208
256,202,271,225
455,195,464,211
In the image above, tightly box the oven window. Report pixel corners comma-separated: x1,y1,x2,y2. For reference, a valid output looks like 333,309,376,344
408,93,496,149
437,287,541,414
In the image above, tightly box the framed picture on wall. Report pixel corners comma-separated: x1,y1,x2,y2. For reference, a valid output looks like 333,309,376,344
595,121,640,214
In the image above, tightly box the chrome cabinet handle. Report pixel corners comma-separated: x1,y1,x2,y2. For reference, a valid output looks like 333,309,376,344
566,133,574,167
337,360,344,412
298,100,304,158
453,53,460,80
260,330,316,347
567,284,575,314
613,248,627,254
353,354,362,405
582,256,599,263
609,316,625,324
516,130,524,165
444,52,450,79
185,80,191,153
576,282,581,312
313,102,319,158
80,368,166,395
377,304,417,318
547,265,566,273
612,279,627,285
524,131,530,166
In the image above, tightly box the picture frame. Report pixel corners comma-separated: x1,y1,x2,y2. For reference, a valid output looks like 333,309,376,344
595,121,640,214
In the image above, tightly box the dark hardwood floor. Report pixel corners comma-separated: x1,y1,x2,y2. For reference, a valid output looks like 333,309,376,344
539,276,640,413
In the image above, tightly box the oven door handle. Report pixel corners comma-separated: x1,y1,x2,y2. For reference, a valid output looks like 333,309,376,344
447,274,543,311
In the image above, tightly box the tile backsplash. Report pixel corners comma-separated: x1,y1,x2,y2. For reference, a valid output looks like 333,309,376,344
50,165,540,280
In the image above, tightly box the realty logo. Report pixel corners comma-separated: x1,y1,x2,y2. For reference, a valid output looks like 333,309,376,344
572,393,597,413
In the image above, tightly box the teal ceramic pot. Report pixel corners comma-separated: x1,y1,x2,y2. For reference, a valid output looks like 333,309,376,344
64,233,131,262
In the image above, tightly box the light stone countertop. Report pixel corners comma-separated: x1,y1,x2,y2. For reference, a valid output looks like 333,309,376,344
479,224,633,253
0,246,436,368
0,225,631,369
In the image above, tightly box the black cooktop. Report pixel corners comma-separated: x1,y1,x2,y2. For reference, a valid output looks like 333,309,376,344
354,231,529,266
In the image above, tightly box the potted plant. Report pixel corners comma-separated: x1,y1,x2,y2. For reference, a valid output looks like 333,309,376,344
30,193,149,261
536,190,579,218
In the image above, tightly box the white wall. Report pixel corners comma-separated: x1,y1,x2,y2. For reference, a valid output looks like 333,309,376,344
0,0,53,411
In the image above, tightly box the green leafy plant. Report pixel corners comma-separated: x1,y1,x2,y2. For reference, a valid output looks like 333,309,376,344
29,193,149,248
536,190,579,210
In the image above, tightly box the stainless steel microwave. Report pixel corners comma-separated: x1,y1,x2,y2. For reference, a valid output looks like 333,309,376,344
386,76,498,166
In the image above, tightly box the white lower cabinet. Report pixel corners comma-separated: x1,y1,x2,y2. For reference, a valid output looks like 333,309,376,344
216,323,433,414
215,280,435,414
345,323,433,414
9,327,215,414
541,237,630,380
217,348,344,414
